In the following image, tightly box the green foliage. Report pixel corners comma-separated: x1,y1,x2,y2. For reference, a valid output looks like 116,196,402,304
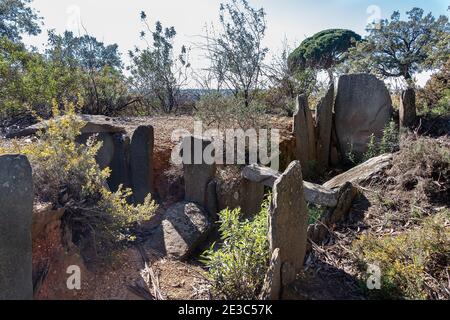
129,12,189,114
353,120,399,163
203,0,268,107
288,29,361,78
202,197,271,300
308,204,323,225
354,210,450,300
344,8,449,82
417,58,450,117
0,0,41,42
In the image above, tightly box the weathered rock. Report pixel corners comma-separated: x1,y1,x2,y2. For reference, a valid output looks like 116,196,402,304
108,133,131,192
322,182,358,225
303,181,339,207
260,248,281,300
130,126,154,204
205,180,218,218
0,154,34,300
400,87,417,128
334,74,392,156
76,132,115,170
240,179,265,217
315,83,334,170
6,114,126,139
145,202,211,260
269,161,308,290
293,95,316,177
183,136,216,210
242,164,339,207
323,153,393,189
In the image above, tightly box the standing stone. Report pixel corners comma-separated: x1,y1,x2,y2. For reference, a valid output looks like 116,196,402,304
335,74,392,157
315,83,335,170
260,248,281,300
269,161,308,291
0,155,34,300
108,133,131,192
130,126,154,204
400,87,417,128
182,135,216,209
293,95,316,177
77,132,115,170
240,179,265,218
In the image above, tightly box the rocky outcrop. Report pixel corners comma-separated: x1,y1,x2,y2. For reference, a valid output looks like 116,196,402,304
0,154,34,300
334,74,393,157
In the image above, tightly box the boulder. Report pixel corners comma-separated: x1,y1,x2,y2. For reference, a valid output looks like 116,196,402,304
145,202,212,260
130,126,154,204
334,74,392,157
269,161,309,291
315,83,335,170
323,153,393,189
0,154,34,300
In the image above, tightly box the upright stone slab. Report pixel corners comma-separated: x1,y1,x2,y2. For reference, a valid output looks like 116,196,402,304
240,179,265,218
260,248,282,300
293,95,316,177
0,154,34,300
335,74,392,157
182,135,216,210
130,126,154,204
269,161,308,291
400,87,417,128
315,83,334,170
108,133,131,192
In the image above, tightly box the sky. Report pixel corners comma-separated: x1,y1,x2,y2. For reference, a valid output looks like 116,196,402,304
23,0,450,87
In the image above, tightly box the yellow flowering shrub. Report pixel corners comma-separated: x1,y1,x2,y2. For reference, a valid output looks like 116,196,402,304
1,101,158,260
354,210,450,299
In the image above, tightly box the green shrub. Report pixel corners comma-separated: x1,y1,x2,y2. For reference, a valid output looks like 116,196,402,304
201,197,271,300
353,210,450,300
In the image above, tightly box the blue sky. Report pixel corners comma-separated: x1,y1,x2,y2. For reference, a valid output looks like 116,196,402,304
23,0,449,85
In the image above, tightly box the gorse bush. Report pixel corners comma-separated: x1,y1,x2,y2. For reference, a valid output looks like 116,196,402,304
354,210,450,300
0,101,157,260
201,197,271,300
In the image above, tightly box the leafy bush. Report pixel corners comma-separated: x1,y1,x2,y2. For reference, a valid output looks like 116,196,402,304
354,210,450,300
1,101,158,260
201,197,271,300
195,92,268,130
